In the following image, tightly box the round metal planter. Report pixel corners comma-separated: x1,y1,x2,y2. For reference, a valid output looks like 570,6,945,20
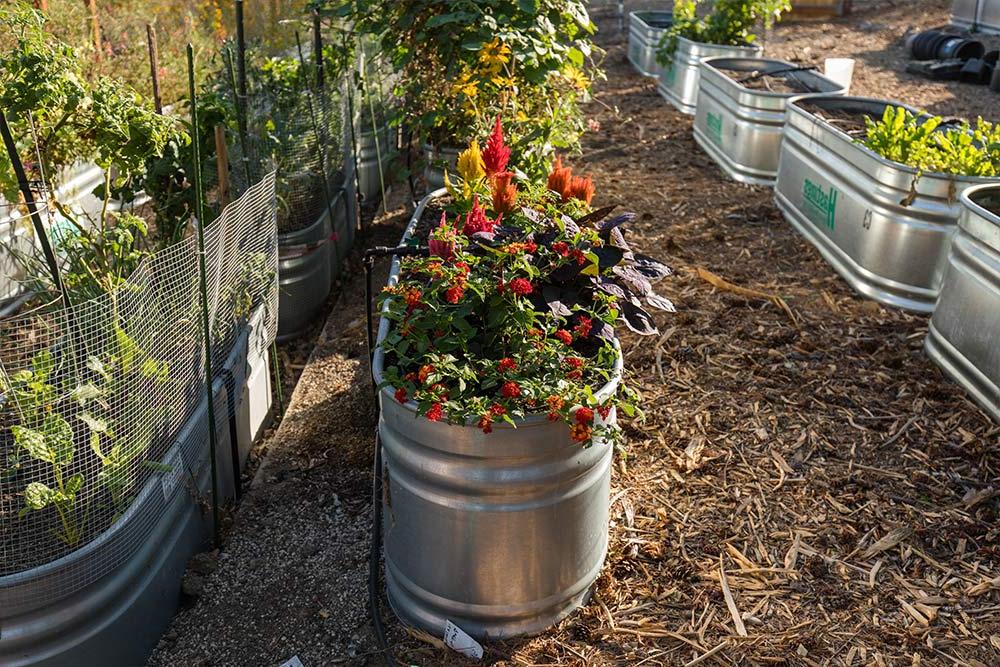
423,144,461,191
628,11,673,77
358,125,397,203
657,36,763,116
951,0,1000,35
773,95,1000,312
277,211,332,340
693,57,846,186
372,191,621,639
0,378,235,667
925,184,1000,421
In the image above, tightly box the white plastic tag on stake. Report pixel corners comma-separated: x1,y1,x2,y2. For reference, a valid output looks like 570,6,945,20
443,620,483,661
279,657,304,667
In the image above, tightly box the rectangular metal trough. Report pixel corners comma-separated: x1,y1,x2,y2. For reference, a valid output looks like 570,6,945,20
951,0,1000,34
693,57,845,186
925,184,1000,421
657,36,763,115
627,11,673,77
774,95,1000,312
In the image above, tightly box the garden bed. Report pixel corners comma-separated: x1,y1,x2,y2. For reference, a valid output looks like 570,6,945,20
149,3,1000,665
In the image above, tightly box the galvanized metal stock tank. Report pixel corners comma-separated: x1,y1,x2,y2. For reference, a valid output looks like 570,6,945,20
925,184,1000,421
658,36,763,115
373,191,621,638
693,57,846,185
627,11,673,77
774,95,1000,312
951,0,1000,34
357,124,397,203
423,145,461,191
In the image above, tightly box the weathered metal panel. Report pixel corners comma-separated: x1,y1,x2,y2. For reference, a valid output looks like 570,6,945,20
773,95,1000,312
628,11,673,77
925,184,1000,421
693,57,845,185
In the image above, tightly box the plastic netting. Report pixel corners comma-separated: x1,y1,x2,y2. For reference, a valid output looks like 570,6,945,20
0,172,277,608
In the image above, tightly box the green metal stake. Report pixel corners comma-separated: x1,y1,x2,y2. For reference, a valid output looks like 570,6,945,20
188,44,222,548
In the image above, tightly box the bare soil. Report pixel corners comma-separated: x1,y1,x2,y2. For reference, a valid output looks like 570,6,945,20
150,2,999,666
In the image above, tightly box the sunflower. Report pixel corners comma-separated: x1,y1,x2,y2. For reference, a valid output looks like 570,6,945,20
451,70,479,98
479,38,511,73
563,66,590,91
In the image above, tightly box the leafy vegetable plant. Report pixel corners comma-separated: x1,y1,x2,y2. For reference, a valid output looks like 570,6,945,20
378,119,674,444
657,0,790,66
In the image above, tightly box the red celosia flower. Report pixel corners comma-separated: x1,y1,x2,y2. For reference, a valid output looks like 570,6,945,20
508,278,533,295
566,357,584,369
574,316,593,338
552,241,570,257
575,407,594,424
571,248,587,266
428,212,456,261
426,403,444,422
462,196,496,237
491,171,517,215
501,381,521,398
547,155,573,200
478,414,493,434
554,329,572,345
570,423,592,442
394,388,408,404
445,285,464,304
569,175,595,205
418,364,435,384
498,357,517,373
482,117,511,177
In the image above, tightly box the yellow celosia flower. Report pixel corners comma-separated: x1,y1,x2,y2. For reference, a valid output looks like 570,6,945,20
456,141,486,183
479,38,511,72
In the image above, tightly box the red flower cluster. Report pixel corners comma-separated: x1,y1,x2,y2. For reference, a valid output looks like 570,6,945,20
394,388,408,404
445,285,464,303
405,288,422,308
554,329,572,345
418,364,435,384
546,155,596,205
574,316,592,338
597,405,612,420
428,212,456,261
498,357,517,372
575,407,594,424
507,278,533,295
546,395,565,421
503,241,537,255
477,403,508,434
426,403,444,422
482,117,511,177
569,423,592,442
552,241,569,257
501,381,522,398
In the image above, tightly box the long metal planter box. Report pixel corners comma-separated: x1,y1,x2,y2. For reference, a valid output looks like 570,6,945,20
951,0,1000,34
628,11,673,77
774,95,1000,312
925,184,1000,421
693,57,846,185
0,350,248,667
657,36,763,115
372,190,621,639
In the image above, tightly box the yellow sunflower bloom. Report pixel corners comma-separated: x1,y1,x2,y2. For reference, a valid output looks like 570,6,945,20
564,66,590,91
479,38,511,72
451,71,479,98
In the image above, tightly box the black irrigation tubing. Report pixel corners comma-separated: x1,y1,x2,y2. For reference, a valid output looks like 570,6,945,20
187,43,222,549
737,65,818,84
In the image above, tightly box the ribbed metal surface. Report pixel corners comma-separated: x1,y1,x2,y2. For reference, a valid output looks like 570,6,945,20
926,184,1000,421
358,125,397,202
628,11,673,77
951,0,1000,34
774,95,1000,312
373,191,621,639
693,57,845,185
423,145,461,191
277,210,332,340
657,36,763,115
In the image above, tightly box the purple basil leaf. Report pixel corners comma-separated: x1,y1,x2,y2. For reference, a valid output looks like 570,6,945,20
596,213,635,233
593,320,615,340
575,205,617,227
609,227,631,252
632,254,673,280
593,245,624,271
596,278,626,299
552,262,586,283
646,292,676,313
542,286,573,317
560,214,580,236
621,300,659,336
613,265,652,296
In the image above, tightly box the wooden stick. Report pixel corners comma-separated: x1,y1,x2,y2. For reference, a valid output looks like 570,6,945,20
85,0,101,62
146,24,162,114
214,125,230,208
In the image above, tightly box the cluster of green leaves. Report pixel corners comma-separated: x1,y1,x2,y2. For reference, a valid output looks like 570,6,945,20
862,106,1000,178
318,0,602,179
656,0,790,66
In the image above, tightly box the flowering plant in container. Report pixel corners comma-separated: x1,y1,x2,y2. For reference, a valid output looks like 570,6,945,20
656,0,790,66
377,120,674,443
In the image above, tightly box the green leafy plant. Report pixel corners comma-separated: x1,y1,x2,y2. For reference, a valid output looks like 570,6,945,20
862,106,1000,178
656,0,790,66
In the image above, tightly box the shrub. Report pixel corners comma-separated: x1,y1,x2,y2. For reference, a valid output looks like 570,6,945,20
656,0,790,66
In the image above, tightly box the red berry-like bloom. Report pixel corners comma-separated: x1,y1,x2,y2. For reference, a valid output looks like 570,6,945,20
426,403,444,422
462,196,496,237
498,357,517,372
394,388,408,404
525,241,537,253
571,248,587,266
455,261,470,275
418,364,435,384
547,411,560,422
405,288,422,307
491,171,517,215
566,369,583,380
569,175,595,205
546,395,565,411
444,285,464,304
508,278,533,295
597,405,612,420
501,381,522,398
547,155,573,200
482,116,511,177
575,407,594,424
489,403,507,416
574,316,593,338
554,329,573,345
570,423,592,442
478,414,493,434
565,356,584,369
552,241,570,257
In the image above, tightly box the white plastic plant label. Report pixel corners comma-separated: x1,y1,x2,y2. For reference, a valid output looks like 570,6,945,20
279,657,304,667
444,620,483,661
160,449,184,501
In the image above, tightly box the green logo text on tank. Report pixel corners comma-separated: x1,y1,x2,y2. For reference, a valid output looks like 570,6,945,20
803,179,838,230
663,64,676,85
706,112,723,145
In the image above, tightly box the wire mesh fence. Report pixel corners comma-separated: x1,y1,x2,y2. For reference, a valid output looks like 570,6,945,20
0,171,276,610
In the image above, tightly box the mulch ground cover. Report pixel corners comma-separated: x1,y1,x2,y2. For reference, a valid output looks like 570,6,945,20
151,2,999,665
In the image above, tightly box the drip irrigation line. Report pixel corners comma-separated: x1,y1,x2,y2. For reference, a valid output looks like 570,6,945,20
188,44,223,549
737,65,818,84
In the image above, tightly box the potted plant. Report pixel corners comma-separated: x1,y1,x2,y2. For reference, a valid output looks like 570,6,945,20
693,56,845,185
628,10,674,78
327,0,602,186
774,97,1000,312
925,183,1000,421
372,120,674,637
655,0,790,115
